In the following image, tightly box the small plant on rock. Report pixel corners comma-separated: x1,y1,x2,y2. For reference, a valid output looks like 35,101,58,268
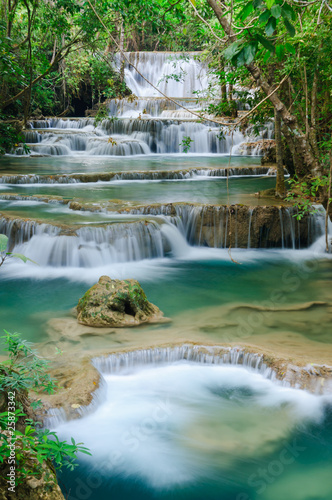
0,331,91,489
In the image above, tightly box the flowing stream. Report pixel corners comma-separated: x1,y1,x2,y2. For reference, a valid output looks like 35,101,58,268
1,51,332,500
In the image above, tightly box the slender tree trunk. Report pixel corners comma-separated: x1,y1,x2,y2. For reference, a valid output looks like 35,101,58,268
274,108,285,198
119,19,125,82
7,0,19,37
309,70,320,160
228,83,233,101
206,0,321,178
60,35,67,110
23,0,32,126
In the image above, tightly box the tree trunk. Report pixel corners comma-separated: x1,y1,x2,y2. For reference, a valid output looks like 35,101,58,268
206,0,321,178
228,83,233,101
274,108,285,198
119,19,125,82
221,84,227,101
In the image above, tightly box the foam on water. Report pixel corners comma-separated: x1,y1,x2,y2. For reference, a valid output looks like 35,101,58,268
1,239,331,285
53,361,331,489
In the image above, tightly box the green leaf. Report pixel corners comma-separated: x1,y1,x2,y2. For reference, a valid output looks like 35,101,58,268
243,42,257,65
79,449,92,456
283,18,295,37
271,4,281,18
189,0,196,7
237,2,254,21
224,41,242,60
281,3,296,21
253,0,263,8
0,234,8,252
263,51,272,63
266,0,275,8
285,42,296,54
259,10,271,24
265,16,277,36
276,44,285,60
9,253,38,265
183,28,187,35
233,48,246,67
256,33,275,53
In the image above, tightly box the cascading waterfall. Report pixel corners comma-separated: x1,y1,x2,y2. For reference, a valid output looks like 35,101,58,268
49,345,332,499
45,345,280,428
92,345,275,379
16,52,272,157
118,52,212,98
124,204,325,249
108,97,202,119
0,166,278,184
0,204,327,268
22,117,247,156
0,217,60,248
9,221,168,267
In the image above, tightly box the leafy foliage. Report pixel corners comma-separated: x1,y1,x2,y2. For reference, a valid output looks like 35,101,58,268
286,176,331,219
207,99,237,118
0,120,30,155
180,136,194,153
0,234,36,267
0,331,91,484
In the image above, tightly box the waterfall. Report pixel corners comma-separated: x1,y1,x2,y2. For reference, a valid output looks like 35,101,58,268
1,204,326,267
23,118,246,156
16,53,276,158
0,166,276,185
122,204,325,249
92,345,276,379
6,219,188,267
118,52,212,98
108,97,202,119
44,345,278,427
0,217,60,248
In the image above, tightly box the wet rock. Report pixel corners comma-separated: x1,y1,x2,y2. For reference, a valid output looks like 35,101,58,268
164,204,316,249
261,141,276,165
238,139,276,163
77,276,164,327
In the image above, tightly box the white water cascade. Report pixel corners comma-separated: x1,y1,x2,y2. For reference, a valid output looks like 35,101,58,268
0,166,278,184
48,345,331,497
0,204,327,271
23,115,247,156
119,52,212,98
17,52,271,157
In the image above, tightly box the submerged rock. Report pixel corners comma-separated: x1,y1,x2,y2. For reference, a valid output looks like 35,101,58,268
77,276,164,327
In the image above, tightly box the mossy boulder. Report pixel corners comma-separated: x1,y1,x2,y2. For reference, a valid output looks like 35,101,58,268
77,276,164,327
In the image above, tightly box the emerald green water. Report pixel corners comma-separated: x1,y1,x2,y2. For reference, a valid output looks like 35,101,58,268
0,199,147,224
1,176,276,205
1,151,331,500
0,154,262,175
1,255,331,347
